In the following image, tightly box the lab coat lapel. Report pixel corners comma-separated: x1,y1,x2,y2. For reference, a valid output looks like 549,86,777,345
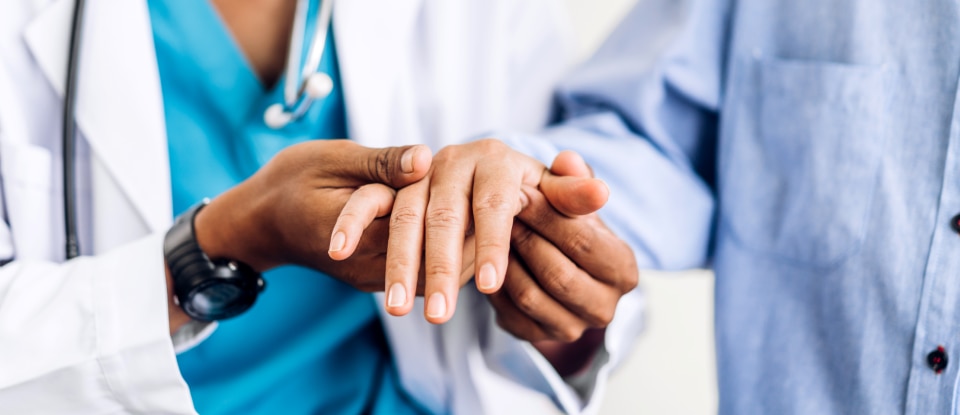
22,0,172,233
334,0,425,149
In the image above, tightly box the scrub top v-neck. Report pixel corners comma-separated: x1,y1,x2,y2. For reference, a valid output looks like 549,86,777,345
147,1,426,413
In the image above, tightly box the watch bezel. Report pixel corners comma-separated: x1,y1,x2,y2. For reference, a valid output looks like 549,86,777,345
165,200,265,322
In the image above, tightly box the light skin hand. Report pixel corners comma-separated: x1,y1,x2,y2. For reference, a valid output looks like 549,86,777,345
384,138,544,324
329,144,611,324
328,182,479,297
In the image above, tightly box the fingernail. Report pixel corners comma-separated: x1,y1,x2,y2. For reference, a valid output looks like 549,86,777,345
329,232,346,252
478,263,497,290
387,283,407,308
401,147,416,173
426,292,447,319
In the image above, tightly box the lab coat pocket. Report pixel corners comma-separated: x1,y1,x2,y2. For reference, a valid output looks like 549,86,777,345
721,57,890,267
0,140,54,259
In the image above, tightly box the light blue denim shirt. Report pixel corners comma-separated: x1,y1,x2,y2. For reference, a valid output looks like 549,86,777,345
499,0,960,413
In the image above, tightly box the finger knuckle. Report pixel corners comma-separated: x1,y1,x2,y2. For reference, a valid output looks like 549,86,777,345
426,206,464,231
541,265,578,299
475,237,510,254
369,149,396,184
474,192,514,217
425,262,459,279
386,257,418,275
587,306,616,328
513,286,541,315
390,206,422,228
563,227,595,257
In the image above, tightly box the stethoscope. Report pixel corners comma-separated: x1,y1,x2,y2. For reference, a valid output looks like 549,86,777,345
62,0,335,259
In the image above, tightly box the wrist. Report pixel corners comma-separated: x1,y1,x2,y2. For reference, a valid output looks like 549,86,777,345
166,200,266,321
194,187,277,272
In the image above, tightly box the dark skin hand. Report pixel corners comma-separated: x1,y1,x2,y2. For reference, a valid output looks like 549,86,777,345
166,140,435,334
488,152,639,376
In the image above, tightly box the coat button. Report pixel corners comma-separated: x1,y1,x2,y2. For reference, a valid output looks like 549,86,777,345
927,346,948,374
951,214,960,234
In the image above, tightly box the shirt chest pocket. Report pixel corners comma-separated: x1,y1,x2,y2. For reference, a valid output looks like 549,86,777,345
720,57,891,267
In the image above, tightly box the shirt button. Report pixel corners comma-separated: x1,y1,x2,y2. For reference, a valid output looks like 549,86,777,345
927,346,948,374
951,213,960,234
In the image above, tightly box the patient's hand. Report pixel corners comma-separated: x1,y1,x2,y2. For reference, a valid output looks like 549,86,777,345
490,152,639,375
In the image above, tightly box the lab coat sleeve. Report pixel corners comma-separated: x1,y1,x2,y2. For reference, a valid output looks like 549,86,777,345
0,232,197,414
486,0,732,413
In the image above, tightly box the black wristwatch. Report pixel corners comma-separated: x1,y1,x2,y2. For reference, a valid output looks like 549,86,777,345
164,200,265,322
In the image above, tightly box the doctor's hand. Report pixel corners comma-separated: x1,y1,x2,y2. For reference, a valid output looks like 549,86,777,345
191,140,436,292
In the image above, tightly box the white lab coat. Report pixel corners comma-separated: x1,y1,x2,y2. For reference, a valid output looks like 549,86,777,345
0,0,644,414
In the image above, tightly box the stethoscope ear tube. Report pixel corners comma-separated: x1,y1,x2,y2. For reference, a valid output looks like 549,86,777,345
63,0,86,260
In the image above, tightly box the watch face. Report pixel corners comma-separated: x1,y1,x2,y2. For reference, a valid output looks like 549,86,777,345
184,280,257,321
192,283,244,315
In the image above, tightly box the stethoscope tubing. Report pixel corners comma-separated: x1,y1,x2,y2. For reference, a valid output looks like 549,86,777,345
60,0,334,260
63,0,86,260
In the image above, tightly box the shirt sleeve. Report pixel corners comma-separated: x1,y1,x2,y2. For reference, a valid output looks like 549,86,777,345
488,0,733,412
503,0,733,272
0,233,197,414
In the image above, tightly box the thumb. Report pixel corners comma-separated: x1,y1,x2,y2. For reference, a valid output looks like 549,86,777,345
549,150,593,178
538,150,608,216
324,141,433,188
539,174,609,216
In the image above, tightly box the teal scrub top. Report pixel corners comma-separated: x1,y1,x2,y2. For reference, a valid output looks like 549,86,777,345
147,1,427,413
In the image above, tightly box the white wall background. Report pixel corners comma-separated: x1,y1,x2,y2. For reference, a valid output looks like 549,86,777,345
561,2,719,414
